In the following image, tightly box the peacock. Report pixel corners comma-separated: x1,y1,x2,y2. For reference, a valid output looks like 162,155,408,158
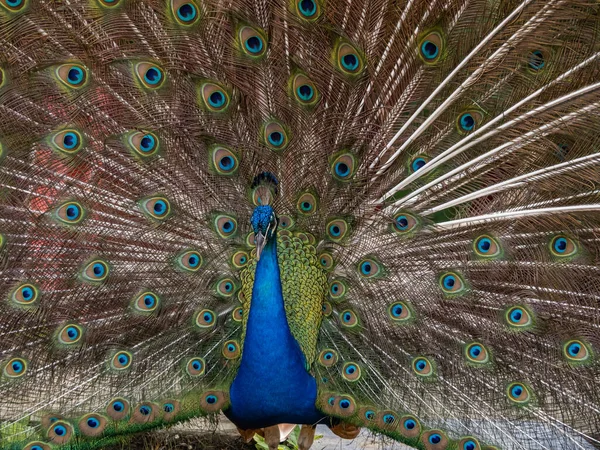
1,0,600,449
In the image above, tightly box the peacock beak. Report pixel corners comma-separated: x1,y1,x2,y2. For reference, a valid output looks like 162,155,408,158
255,231,267,261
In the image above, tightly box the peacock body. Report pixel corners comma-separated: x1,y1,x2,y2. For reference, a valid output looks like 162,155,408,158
1,0,600,449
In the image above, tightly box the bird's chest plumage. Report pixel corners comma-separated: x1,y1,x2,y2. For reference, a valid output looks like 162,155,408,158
226,231,327,429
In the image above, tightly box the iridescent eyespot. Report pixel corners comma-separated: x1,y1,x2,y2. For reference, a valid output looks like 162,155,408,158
439,271,466,295
392,213,419,235
474,235,501,258
459,437,481,450
239,26,267,58
507,382,531,404
297,192,318,215
214,214,238,239
216,278,237,298
55,201,85,224
107,398,129,420
339,309,358,328
199,82,230,112
412,356,434,377
51,129,84,154
528,50,545,71
79,414,107,437
222,340,240,359
410,156,428,173
3,357,27,378
505,305,533,329
322,301,332,316
330,153,356,181
232,307,243,322
135,62,165,89
263,121,290,151
186,357,205,376
133,292,160,313
195,309,216,329
563,339,591,363
127,131,159,158
171,0,199,25
335,42,364,75
318,349,338,367
457,110,484,134
58,324,83,345
291,73,319,106
1,0,27,12
210,145,239,176
295,0,321,20
231,250,249,269
465,342,490,364
111,351,132,370
177,250,202,272
49,421,73,444
357,257,383,278
82,260,109,283
200,390,228,412
131,403,157,424
97,0,121,8
399,415,421,438
419,31,443,63
278,215,294,229
378,412,397,429
326,218,350,242
341,362,361,381
23,442,50,450
319,252,334,271
550,235,578,258
11,283,39,306
363,409,376,421
388,301,413,323
140,196,171,220
422,430,448,448
329,280,347,299
56,64,88,89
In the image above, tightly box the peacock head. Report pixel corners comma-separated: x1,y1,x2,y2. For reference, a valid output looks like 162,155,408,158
251,205,277,261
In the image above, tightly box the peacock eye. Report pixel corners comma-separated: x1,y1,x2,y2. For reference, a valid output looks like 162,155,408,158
23,442,51,450
505,305,533,329
171,0,199,25
231,250,249,269
410,156,428,173
550,235,578,258
341,362,361,381
1,0,28,11
412,356,435,377
56,64,88,88
439,271,466,295
507,382,531,404
135,62,166,89
335,42,364,75
295,0,321,20
357,257,383,278
12,283,40,305
457,110,484,134
419,31,443,63
297,192,318,215
48,421,73,444
388,301,413,323
528,50,546,72
473,235,501,258
58,324,84,345
400,415,421,438
79,414,107,436
177,250,202,272
127,131,159,158
55,201,85,225
195,309,216,329
199,82,230,112
392,213,419,234
111,351,132,370
291,73,319,106
326,218,350,242
339,309,358,328
329,280,347,299
216,278,237,297
465,342,490,364
140,196,171,221
133,292,160,313
263,121,290,151
318,349,338,367
222,340,241,359
107,398,129,420
51,129,84,154
210,146,239,176
186,357,206,376
3,357,28,378
563,339,591,363
330,153,356,181
239,26,267,58
82,260,110,283
214,214,238,239
459,438,481,450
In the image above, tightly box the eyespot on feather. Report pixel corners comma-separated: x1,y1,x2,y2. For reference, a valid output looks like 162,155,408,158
294,0,321,20
330,153,356,181
410,155,429,173
418,31,444,64
322,301,332,316
504,305,534,329
326,218,350,242
58,324,84,345
222,340,240,359
527,49,546,72
319,252,334,271
464,342,490,364
297,192,318,215
239,26,267,58
376,411,399,431
162,400,181,421
334,41,364,76
412,356,435,378
291,73,319,106
110,351,132,370
11,283,40,306
263,121,290,151
82,260,110,283
399,415,421,439
458,437,481,450
278,215,294,230
232,307,243,322
339,309,358,328
195,309,216,329
231,250,249,270
473,235,501,258
135,62,166,89
439,271,466,295
171,0,200,26
357,257,383,278
107,398,130,420
421,430,449,449
216,277,237,298
457,110,484,134
210,145,239,176
177,250,202,272
186,357,206,376
200,390,229,413
318,349,338,367
506,382,531,404
23,442,51,450
127,131,160,158
392,213,419,235
51,129,84,155
132,403,158,424
133,291,160,314
55,64,88,89
199,82,230,112
55,201,85,225
341,362,361,381
388,301,413,323
48,421,73,444
139,196,171,221
3,357,27,378
329,279,347,300
214,214,238,239
78,414,107,437
549,235,578,258
563,339,591,364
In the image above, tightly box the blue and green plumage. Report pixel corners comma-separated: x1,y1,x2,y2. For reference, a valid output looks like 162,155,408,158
1,0,600,449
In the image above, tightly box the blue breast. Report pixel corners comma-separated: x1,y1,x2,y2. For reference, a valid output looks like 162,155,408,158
225,236,325,429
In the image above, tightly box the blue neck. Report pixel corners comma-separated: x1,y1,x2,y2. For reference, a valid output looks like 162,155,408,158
226,234,324,429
